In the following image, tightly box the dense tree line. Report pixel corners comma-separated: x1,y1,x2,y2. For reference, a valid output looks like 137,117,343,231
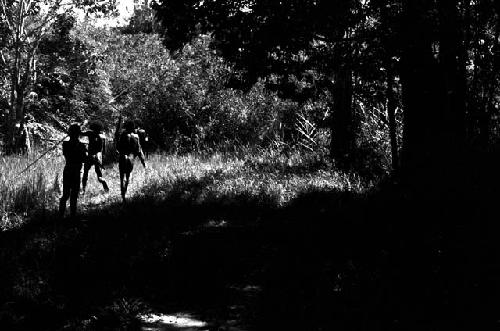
0,0,118,151
1,0,498,186
0,0,393,178
153,0,500,186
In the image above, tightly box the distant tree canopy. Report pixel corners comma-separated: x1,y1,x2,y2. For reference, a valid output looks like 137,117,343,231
100,32,297,153
120,1,159,34
1,0,498,189
0,0,117,151
154,0,500,186
154,0,361,81
33,14,114,125
154,0,372,168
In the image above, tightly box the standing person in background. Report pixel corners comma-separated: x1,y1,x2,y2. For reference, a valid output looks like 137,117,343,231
135,120,150,159
81,121,109,194
15,122,31,154
59,124,87,218
117,120,146,203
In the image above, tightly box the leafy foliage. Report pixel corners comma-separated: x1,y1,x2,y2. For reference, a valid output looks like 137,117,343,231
28,14,114,125
0,0,118,150
101,32,297,152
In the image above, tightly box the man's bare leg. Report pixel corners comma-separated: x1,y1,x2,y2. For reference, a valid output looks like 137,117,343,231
120,171,130,202
81,162,91,194
95,165,109,192
120,171,125,202
59,193,69,218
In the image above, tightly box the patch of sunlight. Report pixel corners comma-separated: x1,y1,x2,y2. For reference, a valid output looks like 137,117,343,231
204,219,228,228
141,313,207,329
229,284,262,294
87,193,109,206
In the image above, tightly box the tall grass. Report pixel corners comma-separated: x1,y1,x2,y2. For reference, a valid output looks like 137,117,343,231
137,148,367,207
0,151,63,230
0,147,370,230
0,147,375,330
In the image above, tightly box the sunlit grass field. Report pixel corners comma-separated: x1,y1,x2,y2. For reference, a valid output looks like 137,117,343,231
0,148,367,231
0,151,64,230
0,147,372,329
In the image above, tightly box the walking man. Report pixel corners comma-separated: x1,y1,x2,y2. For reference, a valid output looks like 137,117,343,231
59,124,87,218
15,122,31,154
117,120,146,202
135,121,150,159
81,121,109,193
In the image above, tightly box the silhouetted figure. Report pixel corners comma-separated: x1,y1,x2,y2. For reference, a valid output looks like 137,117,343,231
15,122,30,154
117,120,146,202
135,121,150,159
81,122,109,193
59,124,87,218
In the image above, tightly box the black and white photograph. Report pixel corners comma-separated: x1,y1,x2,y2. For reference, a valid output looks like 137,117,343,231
1,0,499,330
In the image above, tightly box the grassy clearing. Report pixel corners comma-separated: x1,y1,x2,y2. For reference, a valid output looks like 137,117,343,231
0,151,64,230
139,149,366,204
0,147,372,330
2,149,497,330
0,148,368,230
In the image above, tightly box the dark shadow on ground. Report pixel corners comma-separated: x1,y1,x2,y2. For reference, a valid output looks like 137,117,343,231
1,151,500,330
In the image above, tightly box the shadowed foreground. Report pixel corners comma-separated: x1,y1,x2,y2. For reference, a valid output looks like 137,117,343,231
1,152,500,330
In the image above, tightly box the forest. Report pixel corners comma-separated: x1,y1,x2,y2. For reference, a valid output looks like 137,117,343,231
0,0,499,330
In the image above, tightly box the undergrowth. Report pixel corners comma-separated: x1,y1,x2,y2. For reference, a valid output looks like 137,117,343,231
0,147,373,330
1,148,498,330
0,151,63,230
0,148,371,231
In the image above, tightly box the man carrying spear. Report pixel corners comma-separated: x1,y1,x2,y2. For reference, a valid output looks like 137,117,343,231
81,121,109,194
59,123,87,218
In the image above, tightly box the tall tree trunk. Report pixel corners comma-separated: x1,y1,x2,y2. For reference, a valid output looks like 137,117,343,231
400,0,441,186
400,0,466,190
4,0,26,153
460,0,474,141
6,60,27,153
380,2,400,175
468,40,482,140
481,14,500,146
386,64,399,174
330,46,354,169
7,82,17,152
438,0,466,150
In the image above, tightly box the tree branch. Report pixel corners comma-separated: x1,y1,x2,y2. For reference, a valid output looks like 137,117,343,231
313,33,371,44
0,49,7,67
0,0,14,33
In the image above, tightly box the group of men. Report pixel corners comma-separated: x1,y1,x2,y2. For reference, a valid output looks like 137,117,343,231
59,120,147,218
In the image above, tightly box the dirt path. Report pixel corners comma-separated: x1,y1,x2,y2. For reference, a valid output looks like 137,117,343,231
72,163,256,330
